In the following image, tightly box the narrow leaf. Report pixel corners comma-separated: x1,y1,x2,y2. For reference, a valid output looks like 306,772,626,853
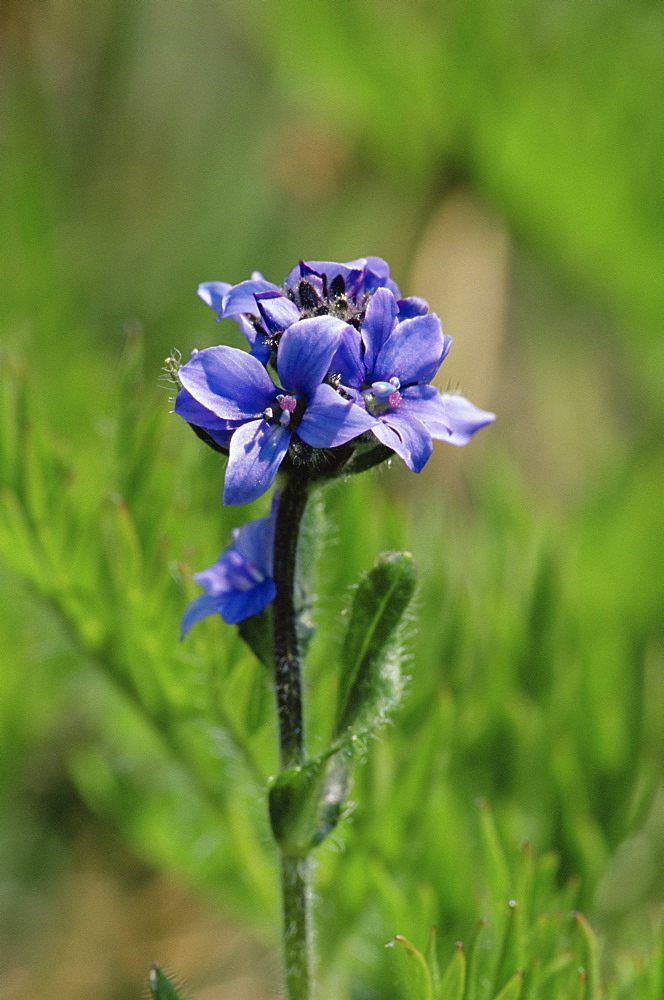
478,798,511,931
647,912,663,1000
491,969,524,1000
424,926,442,997
572,967,588,1000
574,912,601,1000
465,918,489,1000
149,964,187,1000
494,900,525,996
438,942,466,1000
392,934,435,1000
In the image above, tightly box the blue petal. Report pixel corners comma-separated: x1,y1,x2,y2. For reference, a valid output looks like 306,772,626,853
218,578,277,624
205,427,235,449
297,384,376,448
277,316,347,394
396,296,429,320
174,387,238,431
372,411,433,473
178,346,278,421
180,592,221,638
415,392,496,446
255,290,301,334
234,314,272,365
236,313,261,346
233,494,279,574
361,287,399,374
223,420,290,505
284,260,362,297
329,324,364,388
220,278,281,318
373,312,446,385
198,281,231,312
362,256,399,296
192,560,231,594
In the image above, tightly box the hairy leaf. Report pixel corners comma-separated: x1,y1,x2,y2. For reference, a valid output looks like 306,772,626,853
334,550,416,740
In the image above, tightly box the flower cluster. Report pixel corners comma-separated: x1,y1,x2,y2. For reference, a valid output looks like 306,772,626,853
175,257,495,507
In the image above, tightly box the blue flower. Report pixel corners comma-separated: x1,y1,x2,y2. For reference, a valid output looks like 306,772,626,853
177,257,495,496
176,315,376,505
331,287,496,472
181,496,279,636
197,257,413,366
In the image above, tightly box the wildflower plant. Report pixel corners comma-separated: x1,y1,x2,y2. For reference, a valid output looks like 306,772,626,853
167,257,494,999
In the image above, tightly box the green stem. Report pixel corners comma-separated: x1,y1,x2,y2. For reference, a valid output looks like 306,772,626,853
272,472,312,999
281,855,311,1000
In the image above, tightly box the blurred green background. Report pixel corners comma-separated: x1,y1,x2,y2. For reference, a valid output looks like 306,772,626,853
0,1,662,998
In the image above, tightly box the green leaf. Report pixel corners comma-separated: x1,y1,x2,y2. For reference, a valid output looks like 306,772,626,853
478,798,511,932
465,918,489,1000
648,913,664,1000
268,751,349,856
494,900,525,997
334,550,416,740
149,964,187,1000
438,942,466,1000
491,969,524,1000
392,933,435,1000
572,967,588,1000
573,912,601,1000
424,926,442,997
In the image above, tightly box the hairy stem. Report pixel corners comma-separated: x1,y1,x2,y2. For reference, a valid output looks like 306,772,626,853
272,473,309,769
272,472,312,999
281,855,311,1000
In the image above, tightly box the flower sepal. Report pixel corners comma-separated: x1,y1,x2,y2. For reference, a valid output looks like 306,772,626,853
268,751,349,857
238,604,274,670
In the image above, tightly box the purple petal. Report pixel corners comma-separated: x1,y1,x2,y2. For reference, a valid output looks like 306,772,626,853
236,314,272,365
198,281,231,312
188,545,267,603
178,346,278,421
233,495,279,573
223,420,290,505
362,256,400,296
235,314,272,365
181,592,220,638
255,290,301,334
418,392,496,446
277,316,347,394
297,383,376,448
361,287,399,374
205,427,235,449
343,256,399,296
217,579,277,624
284,260,362,297
372,411,433,473
236,314,262,347
373,312,446,385
220,278,281,318
396,296,429,320
329,324,364,388
174,387,238,432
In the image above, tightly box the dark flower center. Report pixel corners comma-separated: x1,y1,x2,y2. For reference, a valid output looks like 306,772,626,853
289,276,368,330
263,394,307,431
